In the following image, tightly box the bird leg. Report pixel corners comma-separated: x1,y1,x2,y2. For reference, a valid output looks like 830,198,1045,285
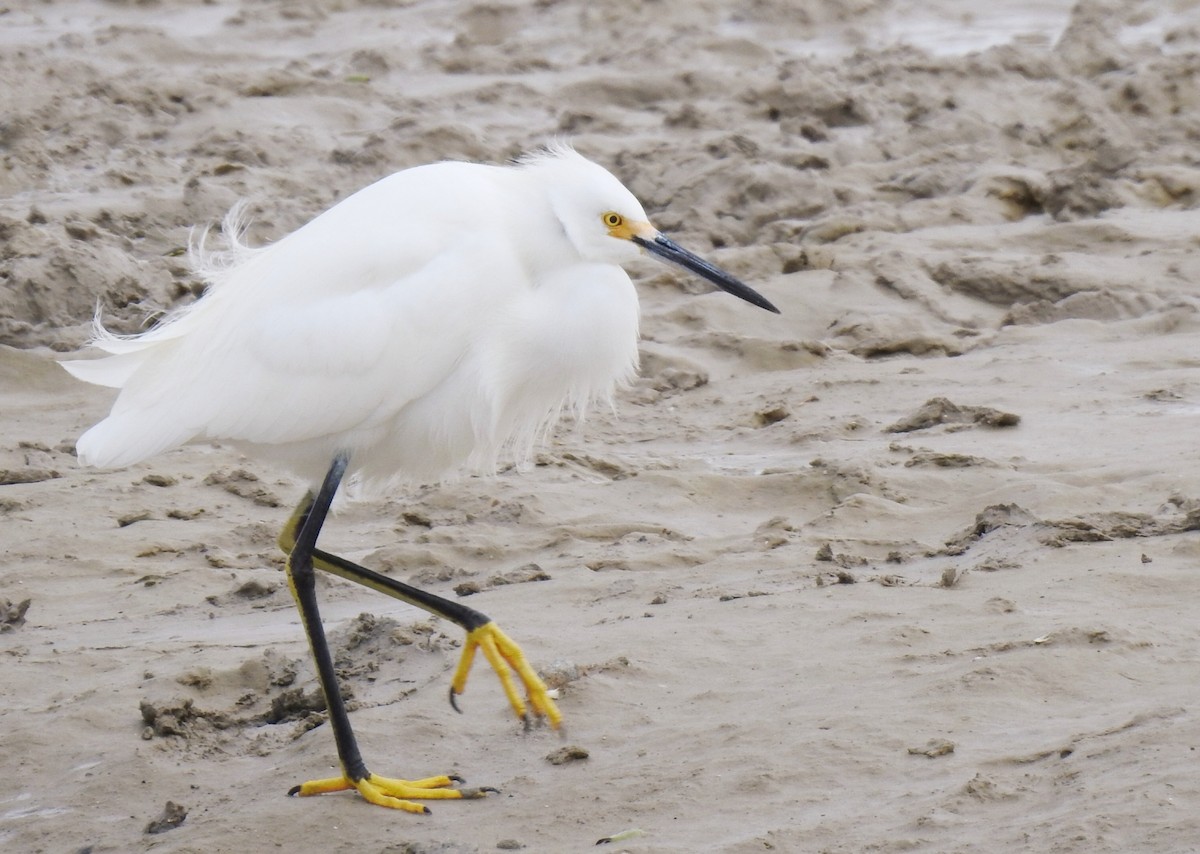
278,489,561,730
279,492,562,730
282,453,495,812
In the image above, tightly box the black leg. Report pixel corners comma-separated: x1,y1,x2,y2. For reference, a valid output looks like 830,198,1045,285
283,453,370,785
276,475,563,729
280,455,504,812
312,544,492,634
279,489,489,630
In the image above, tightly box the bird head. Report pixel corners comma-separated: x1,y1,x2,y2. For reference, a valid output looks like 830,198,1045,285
529,146,780,314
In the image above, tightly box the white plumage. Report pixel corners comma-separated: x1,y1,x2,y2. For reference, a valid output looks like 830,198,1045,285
64,147,649,484
60,145,779,812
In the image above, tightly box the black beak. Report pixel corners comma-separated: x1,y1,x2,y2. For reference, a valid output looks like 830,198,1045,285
633,233,780,314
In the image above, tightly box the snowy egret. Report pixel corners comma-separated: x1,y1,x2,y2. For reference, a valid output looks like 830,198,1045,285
63,145,779,813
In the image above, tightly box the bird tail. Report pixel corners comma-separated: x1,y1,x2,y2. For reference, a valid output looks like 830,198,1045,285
72,411,194,468
61,202,269,468
61,201,261,390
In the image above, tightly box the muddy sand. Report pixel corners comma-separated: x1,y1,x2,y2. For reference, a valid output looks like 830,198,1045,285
3,1,1200,851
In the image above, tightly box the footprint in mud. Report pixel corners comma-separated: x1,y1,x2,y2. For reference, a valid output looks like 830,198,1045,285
139,613,456,755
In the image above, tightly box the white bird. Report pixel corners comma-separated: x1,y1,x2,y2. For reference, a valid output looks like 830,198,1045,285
63,144,778,813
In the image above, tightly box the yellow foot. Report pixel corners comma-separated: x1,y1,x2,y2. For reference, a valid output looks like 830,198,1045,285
450,621,563,729
288,773,495,814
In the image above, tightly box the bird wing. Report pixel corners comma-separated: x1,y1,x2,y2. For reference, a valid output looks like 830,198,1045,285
208,233,526,444
71,220,527,469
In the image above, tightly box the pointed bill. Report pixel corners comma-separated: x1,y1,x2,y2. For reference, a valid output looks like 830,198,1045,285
633,233,780,314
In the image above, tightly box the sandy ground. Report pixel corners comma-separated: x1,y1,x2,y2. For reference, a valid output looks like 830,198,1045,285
3,0,1200,851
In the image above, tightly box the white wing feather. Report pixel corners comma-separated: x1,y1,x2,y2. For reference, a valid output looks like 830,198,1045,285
64,163,527,469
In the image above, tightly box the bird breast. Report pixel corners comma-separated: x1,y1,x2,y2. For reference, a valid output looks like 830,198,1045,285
347,260,641,484
490,261,641,420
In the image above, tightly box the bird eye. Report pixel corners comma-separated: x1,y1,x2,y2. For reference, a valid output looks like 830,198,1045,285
603,212,624,228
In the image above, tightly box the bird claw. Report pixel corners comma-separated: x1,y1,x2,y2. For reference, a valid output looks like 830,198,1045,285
450,621,563,729
460,785,502,797
288,772,489,813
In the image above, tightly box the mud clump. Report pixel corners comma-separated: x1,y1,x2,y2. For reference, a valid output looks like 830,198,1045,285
887,398,1020,433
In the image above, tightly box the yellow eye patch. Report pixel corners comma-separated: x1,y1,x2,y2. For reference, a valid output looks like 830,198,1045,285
602,211,642,240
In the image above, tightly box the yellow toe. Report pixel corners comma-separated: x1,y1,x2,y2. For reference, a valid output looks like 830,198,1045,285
451,621,563,728
289,771,494,813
